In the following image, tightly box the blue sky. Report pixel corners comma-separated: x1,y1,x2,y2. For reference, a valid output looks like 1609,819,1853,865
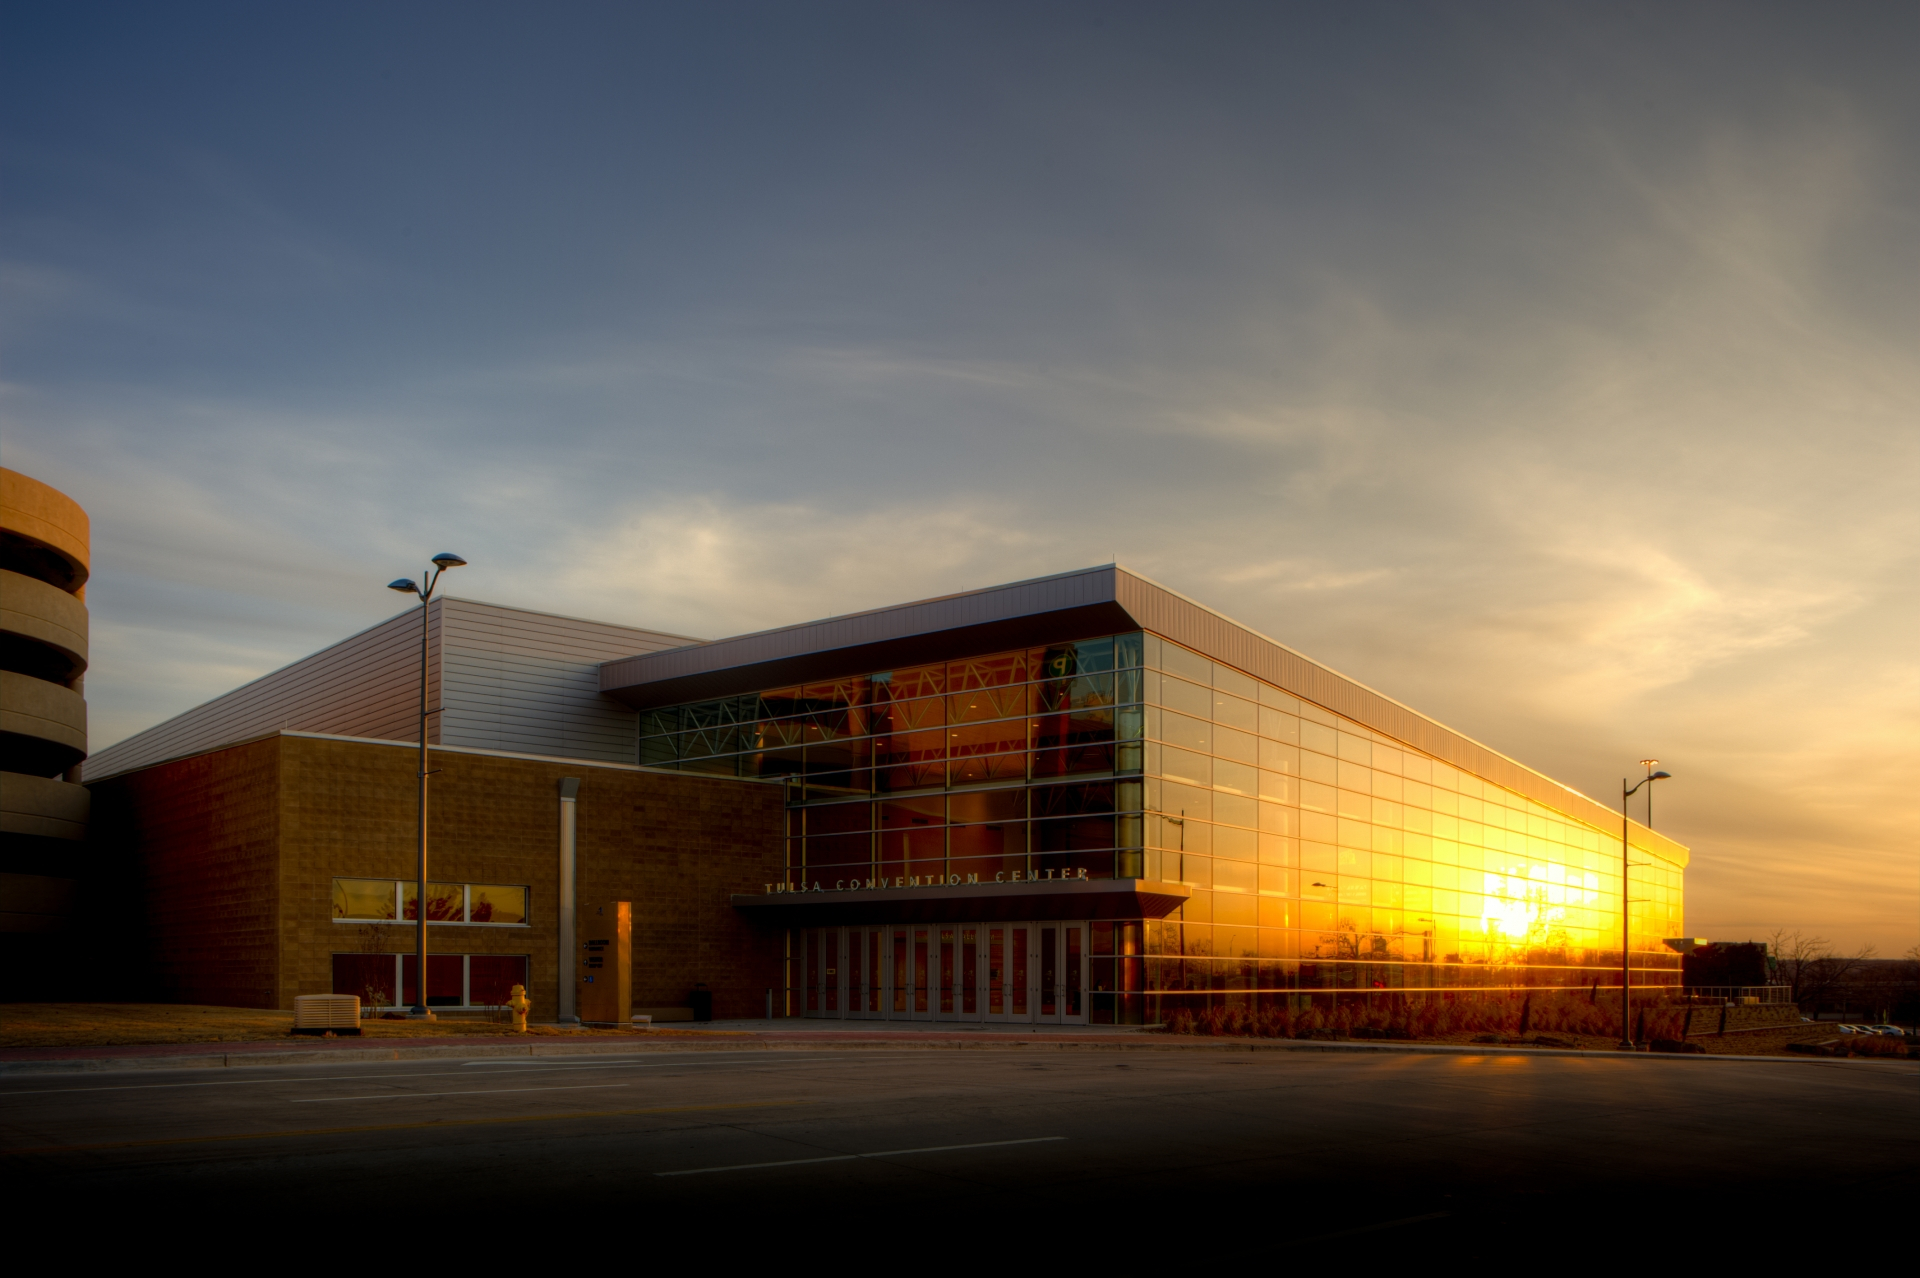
4,1,1916,951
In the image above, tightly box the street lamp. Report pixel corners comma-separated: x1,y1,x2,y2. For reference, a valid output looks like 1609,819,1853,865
1619,762,1671,1049
388,552,467,1018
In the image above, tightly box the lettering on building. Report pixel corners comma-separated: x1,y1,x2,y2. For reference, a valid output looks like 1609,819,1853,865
763,867,1092,895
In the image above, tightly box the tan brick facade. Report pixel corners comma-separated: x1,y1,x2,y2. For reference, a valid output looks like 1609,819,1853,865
86,737,283,1006
87,733,786,1017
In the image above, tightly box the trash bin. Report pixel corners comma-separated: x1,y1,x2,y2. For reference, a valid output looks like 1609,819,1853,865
690,983,713,1022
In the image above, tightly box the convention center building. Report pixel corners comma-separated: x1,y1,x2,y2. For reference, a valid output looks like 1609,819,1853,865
80,565,1688,1023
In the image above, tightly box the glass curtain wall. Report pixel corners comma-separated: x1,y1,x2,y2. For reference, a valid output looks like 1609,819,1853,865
640,635,1147,886
637,630,1685,1017
1133,634,1684,1015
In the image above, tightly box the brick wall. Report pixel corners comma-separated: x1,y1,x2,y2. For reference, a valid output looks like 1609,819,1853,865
86,737,282,1006
283,738,785,1017
94,733,786,1014
1681,1002,1803,1036
573,763,788,1020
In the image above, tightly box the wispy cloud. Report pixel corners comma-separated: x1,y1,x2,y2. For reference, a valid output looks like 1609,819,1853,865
3,3,1914,949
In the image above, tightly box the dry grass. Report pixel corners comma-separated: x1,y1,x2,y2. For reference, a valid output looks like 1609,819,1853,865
1159,992,1691,1042
1423,1022,1849,1056
1654,1022,1845,1055
1,1003,298,1048
1156,994,1865,1057
0,1003,734,1050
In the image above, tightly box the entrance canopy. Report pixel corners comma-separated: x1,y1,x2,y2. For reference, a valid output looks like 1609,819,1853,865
732,876,1190,926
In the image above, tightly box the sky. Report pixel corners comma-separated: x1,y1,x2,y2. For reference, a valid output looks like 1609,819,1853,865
3,1,1915,954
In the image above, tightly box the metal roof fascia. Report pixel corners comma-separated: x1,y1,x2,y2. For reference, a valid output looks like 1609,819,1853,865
594,562,1687,867
1107,567,1688,866
82,728,780,787
598,564,1122,693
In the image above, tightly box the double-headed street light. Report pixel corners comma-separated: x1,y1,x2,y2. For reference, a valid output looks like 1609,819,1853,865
1619,761,1671,1049
388,552,467,1018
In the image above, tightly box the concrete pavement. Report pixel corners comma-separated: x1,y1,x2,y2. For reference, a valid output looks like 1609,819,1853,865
0,1018,1882,1075
2,1039,1912,1247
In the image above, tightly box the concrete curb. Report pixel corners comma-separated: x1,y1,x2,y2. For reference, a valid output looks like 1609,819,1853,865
2,1032,1911,1076
0,1037,706,1075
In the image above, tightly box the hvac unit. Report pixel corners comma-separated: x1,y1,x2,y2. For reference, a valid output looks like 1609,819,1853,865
293,994,363,1036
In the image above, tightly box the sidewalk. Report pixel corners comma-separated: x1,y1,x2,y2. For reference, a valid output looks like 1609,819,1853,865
4,1018,1905,1076
0,1019,1155,1074
695,1017,1152,1035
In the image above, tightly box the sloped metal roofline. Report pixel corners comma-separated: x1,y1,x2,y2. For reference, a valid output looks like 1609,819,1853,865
597,565,1687,865
598,564,1133,706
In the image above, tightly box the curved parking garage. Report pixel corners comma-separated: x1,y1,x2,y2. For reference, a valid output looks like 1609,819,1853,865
0,468,91,987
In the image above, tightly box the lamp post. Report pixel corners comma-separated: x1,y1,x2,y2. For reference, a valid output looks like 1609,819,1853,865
388,553,467,1018
1619,763,1671,1049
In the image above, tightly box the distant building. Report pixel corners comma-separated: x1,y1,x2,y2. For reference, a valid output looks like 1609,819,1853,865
82,566,1689,1021
0,468,93,990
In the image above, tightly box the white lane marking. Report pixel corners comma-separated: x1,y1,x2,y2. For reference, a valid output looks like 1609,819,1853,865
465,1060,546,1065
455,1052,806,1065
0,1053,856,1098
655,1136,1066,1177
290,1083,628,1103
457,1055,866,1068
0,1071,494,1098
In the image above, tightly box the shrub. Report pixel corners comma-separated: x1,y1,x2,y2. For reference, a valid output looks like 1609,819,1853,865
1154,989,1695,1043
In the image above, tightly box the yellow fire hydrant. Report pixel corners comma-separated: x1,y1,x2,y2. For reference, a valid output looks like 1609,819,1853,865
507,983,532,1034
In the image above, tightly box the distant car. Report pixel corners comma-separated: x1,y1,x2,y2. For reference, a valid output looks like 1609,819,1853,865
1867,1024,1907,1037
1835,1024,1864,1034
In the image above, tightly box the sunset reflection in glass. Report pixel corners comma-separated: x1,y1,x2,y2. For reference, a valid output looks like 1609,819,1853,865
639,630,1685,1022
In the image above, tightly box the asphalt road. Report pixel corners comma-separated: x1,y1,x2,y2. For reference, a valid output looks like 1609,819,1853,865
3,1046,1913,1248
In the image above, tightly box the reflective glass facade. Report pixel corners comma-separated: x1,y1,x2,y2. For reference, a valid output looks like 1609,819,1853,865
638,630,1685,1021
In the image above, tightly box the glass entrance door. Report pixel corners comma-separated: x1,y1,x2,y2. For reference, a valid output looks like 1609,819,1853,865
844,926,881,1018
981,924,1030,1022
973,922,1086,1025
1031,922,1085,1024
800,921,1088,1025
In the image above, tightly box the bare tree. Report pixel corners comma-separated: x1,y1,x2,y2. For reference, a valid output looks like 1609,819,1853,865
1769,928,1878,1010
355,923,394,1013
1769,929,1826,1003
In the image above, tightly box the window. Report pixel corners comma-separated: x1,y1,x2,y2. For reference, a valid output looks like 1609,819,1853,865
405,882,465,921
332,878,529,926
469,885,527,925
332,878,396,921
331,953,529,1009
